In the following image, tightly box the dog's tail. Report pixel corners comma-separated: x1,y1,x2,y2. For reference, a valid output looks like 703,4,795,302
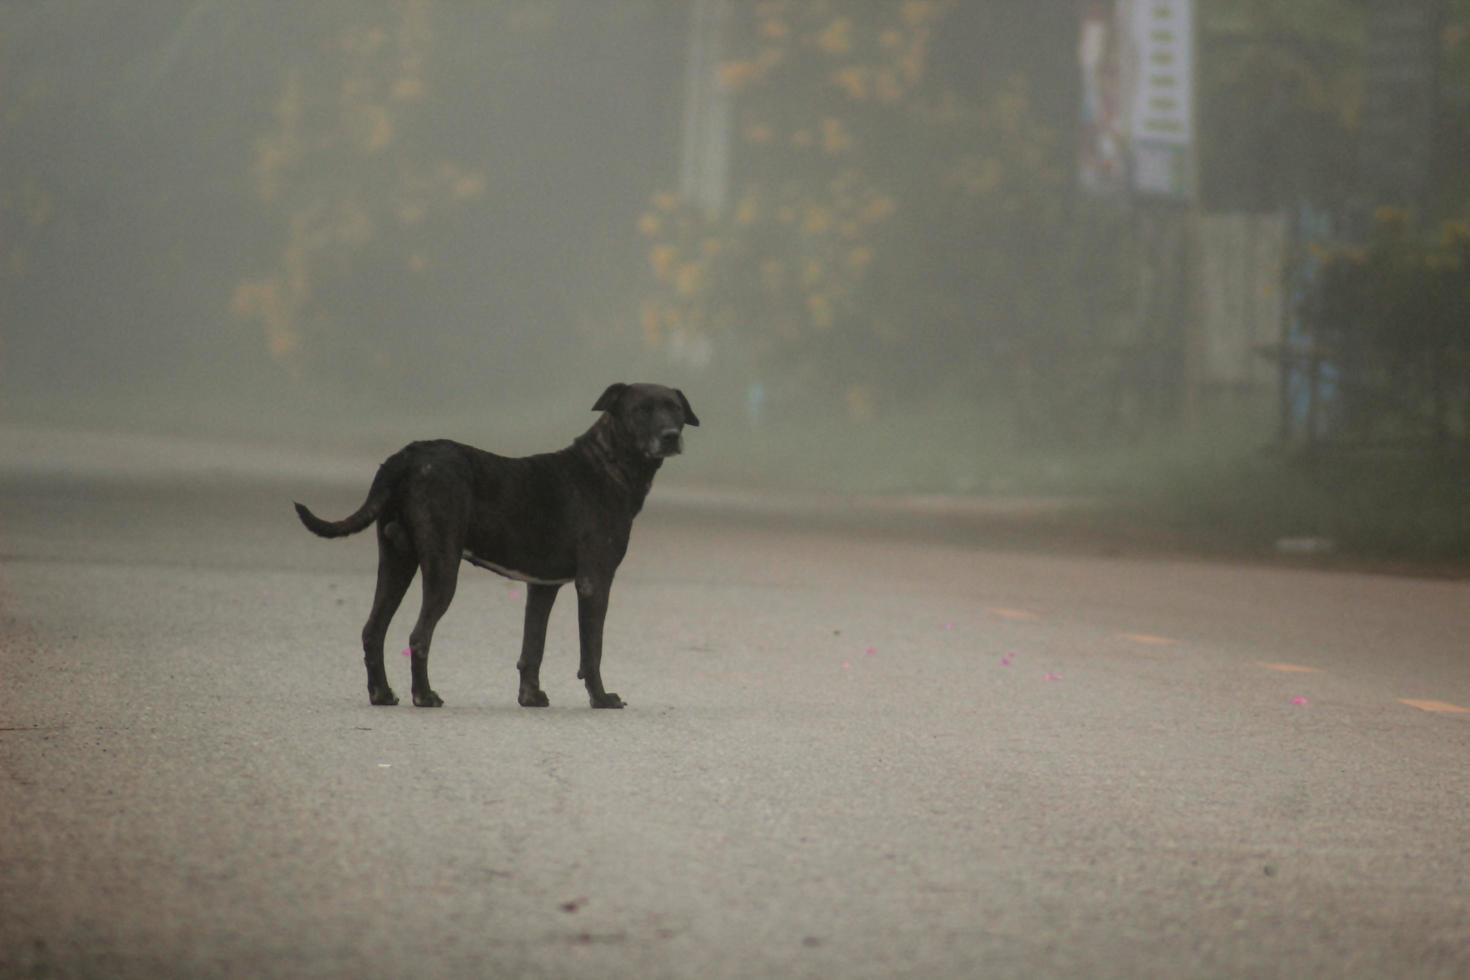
294,454,404,539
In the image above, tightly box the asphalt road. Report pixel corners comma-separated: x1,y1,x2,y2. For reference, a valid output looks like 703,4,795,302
2,431,1469,979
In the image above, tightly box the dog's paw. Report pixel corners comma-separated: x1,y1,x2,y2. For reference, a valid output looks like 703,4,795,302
589,692,625,709
412,689,444,708
368,685,400,706
518,687,550,708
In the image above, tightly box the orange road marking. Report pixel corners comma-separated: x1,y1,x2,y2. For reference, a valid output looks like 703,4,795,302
1257,662,1321,673
1119,633,1176,647
1399,699,1470,715
986,607,1040,622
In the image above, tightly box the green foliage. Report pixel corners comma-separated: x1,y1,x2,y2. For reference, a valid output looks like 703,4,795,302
1306,210,1470,442
1197,0,1365,210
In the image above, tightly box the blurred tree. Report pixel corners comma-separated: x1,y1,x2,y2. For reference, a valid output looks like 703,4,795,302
1306,211,1470,445
1435,0,1470,215
2,0,685,422
1199,0,1365,212
227,0,682,405
638,0,1099,428
1200,0,1470,218
231,0,487,378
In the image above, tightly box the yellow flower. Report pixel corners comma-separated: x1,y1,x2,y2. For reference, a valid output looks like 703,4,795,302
807,293,834,329
360,105,394,152
744,123,775,145
649,245,676,280
397,202,427,226
875,68,903,105
390,76,427,103
1372,206,1408,231
831,67,868,101
960,157,1004,196
675,262,703,297
821,117,852,154
816,17,853,56
230,280,266,319
452,173,485,201
861,195,896,223
803,206,832,236
267,325,299,360
735,196,760,227
899,44,927,86
755,45,785,74
718,60,758,92
901,1,938,28
760,18,789,40
653,192,678,212
638,213,662,237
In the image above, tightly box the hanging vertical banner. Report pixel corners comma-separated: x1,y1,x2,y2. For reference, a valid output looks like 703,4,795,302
1078,0,1128,196
680,0,732,215
1129,0,1194,146
1079,0,1196,201
1127,0,1195,200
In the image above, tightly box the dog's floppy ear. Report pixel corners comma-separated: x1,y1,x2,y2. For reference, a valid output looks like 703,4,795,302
593,383,629,413
675,388,700,426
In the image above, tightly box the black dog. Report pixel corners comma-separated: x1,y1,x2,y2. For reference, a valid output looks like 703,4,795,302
294,382,698,709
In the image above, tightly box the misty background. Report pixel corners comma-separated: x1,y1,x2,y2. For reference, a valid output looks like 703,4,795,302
4,0,1469,561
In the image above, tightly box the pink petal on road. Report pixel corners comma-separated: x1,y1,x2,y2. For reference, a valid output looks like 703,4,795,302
1044,672,1062,681
842,661,852,669
942,623,956,631
1292,696,1308,706
865,646,877,656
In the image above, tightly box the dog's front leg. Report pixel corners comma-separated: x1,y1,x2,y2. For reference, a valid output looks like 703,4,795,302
516,583,559,707
575,575,624,709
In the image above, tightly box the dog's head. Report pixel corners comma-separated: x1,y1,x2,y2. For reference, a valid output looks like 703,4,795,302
593,383,700,460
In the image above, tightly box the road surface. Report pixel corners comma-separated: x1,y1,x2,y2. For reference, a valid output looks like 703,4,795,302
2,429,1468,978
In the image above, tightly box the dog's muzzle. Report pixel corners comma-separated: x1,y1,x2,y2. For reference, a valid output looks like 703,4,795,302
651,429,683,458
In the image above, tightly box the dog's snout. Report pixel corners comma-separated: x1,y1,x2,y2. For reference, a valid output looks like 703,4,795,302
659,428,682,451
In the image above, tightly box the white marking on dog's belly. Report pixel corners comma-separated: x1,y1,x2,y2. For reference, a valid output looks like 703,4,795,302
461,550,571,586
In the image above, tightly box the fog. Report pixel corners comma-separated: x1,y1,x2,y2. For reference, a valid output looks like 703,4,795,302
3,1,1467,559
3,2,691,446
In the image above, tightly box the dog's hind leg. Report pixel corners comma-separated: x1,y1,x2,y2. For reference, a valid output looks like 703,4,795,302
516,583,560,707
362,525,416,706
407,549,459,708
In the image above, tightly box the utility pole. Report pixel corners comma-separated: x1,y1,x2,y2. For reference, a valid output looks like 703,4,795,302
1125,0,1199,427
679,0,731,217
